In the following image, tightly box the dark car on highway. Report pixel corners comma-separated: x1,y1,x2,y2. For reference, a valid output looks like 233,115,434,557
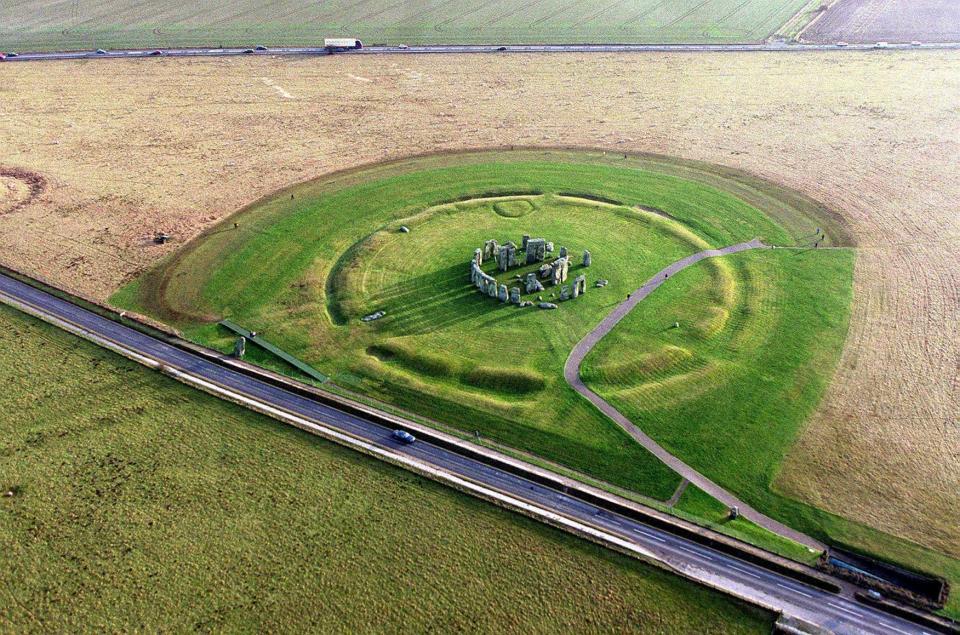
392,429,416,444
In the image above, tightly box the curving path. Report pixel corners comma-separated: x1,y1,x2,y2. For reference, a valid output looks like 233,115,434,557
564,238,825,550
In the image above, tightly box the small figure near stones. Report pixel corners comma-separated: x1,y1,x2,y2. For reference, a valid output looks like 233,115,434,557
582,250,592,267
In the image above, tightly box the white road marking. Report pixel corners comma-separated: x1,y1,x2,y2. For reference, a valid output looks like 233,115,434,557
728,564,762,580
677,544,712,560
775,582,812,598
635,529,666,543
877,621,913,635
828,601,865,619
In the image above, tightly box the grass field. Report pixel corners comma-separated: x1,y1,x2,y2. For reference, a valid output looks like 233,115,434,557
0,0,814,52
0,303,775,632
112,153,832,501
2,51,957,612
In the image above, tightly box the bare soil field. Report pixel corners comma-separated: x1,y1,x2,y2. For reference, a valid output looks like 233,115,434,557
0,52,957,561
802,0,960,43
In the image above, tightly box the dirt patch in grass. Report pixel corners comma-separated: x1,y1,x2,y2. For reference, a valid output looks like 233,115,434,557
0,167,46,215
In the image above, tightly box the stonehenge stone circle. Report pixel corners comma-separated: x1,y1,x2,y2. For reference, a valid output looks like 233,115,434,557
582,250,591,267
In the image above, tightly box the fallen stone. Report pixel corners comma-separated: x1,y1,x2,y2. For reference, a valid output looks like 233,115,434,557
538,302,558,310
362,310,386,322
399,226,410,233
595,279,609,288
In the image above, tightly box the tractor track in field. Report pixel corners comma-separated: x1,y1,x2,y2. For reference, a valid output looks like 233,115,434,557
563,238,824,549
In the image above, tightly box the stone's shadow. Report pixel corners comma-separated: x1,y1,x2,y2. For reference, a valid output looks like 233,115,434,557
368,262,488,336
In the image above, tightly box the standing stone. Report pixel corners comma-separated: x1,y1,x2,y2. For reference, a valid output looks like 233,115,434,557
538,263,553,279
525,273,544,294
559,246,568,258
474,248,483,267
522,234,530,250
575,274,587,297
582,250,592,267
550,257,569,286
509,287,521,304
233,336,247,359
487,279,498,298
560,285,571,301
525,238,547,264
483,239,499,260
546,241,554,253
497,243,517,272
498,284,508,303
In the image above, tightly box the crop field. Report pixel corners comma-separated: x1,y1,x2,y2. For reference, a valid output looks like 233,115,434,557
801,0,960,43
0,0,814,52
0,303,774,632
1,51,958,614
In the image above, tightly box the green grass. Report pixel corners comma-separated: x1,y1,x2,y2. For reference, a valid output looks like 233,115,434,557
0,303,776,632
116,152,816,501
1,0,815,52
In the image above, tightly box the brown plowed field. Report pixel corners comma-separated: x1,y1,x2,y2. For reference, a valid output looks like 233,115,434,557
803,0,960,43
0,52,957,557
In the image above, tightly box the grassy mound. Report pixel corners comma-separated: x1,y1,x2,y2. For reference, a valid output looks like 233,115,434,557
462,365,547,394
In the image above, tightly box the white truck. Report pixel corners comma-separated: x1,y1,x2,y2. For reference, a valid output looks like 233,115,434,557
324,38,363,52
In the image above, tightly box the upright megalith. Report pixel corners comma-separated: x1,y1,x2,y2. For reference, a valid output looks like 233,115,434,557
573,274,586,298
582,250,592,267
559,246,568,259
487,279,498,298
509,287,521,304
550,257,569,286
497,243,518,272
498,284,508,302
525,272,544,294
559,285,571,301
233,336,247,358
522,234,530,250
483,239,499,260
526,238,547,264
474,248,483,267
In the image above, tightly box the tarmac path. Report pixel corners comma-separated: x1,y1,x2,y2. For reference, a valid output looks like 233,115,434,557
564,238,824,550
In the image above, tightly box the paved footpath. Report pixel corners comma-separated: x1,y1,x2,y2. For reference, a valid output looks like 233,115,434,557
564,238,825,550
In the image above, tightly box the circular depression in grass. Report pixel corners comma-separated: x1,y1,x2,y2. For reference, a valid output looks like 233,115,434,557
117,149,852,499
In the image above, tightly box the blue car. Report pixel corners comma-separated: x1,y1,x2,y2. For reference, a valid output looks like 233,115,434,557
392,429,416,444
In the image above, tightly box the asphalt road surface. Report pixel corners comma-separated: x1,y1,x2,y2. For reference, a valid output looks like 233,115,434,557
0,272,946,634
4,40,960,63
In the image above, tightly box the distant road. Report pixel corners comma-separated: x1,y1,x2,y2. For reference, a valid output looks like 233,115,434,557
0,271,946,635
4,40,960,62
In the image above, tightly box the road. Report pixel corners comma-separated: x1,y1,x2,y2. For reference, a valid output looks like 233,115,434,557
0,271,945,634
564,240,820,549
4,40,960,63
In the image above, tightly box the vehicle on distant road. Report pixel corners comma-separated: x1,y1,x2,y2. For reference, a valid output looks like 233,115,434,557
836,41,848,47
95,48,107,55
7,52,18,58
397,44,409,50
911,41,922,46
496,46,507,51
242,48,254,54
874,41,889,49
0,53,6,61
149,49,163,56
255,45,268,51
323,38,363,53
392,429,416,444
